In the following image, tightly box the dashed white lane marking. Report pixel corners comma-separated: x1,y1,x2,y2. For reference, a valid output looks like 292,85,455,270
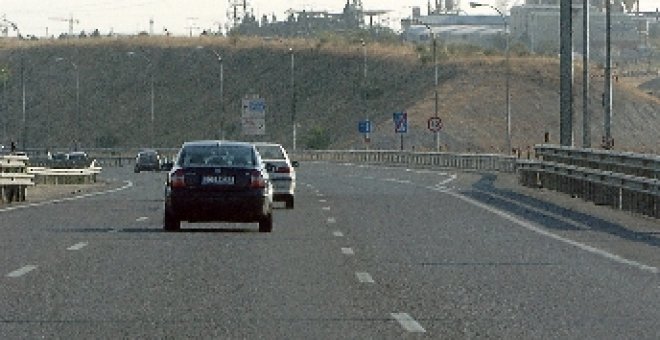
67,242,88,251
7,265,37,278
333,231,344,237
136,216,149,222
327,217,336,224
322,206,331,211
341,247,354,255
0,181,134,213
444,190,659,274
356,272,374,283
319,199,327,203
391,313,426,333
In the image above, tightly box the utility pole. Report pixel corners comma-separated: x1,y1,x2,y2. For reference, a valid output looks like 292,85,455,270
582,0,590,148
559,0,573,147
603,0,613,149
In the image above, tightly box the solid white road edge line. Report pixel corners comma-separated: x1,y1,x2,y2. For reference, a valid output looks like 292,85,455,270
444,190,659,274
391,313,426,333
7,265,37,278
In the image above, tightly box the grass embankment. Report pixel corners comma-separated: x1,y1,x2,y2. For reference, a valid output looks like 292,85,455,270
0,36,657,153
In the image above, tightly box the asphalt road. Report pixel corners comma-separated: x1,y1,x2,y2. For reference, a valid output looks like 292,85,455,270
1,162,658,339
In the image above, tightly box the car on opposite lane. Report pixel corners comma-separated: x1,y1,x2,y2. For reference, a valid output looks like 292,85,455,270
164,140,274,232
253,142,297,209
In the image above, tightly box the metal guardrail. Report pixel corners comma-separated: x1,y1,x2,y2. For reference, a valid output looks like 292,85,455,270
534,144,660,179
519,145,659,219
0,155,34,203
294,150,517,173
28,166,102,185
1,153,103,204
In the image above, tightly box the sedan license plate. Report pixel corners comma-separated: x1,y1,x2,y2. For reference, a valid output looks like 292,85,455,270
202,175,234,185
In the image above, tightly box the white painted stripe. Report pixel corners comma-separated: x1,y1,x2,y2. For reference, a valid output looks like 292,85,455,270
319,199,327,203
7,265,37,278
136,216,148,222
341,247,354,255
444,190,659,274
356,272,374,283
333,231,344,237
322,206,331,211
67,242,88,251
327,217,336,224
391,313,426,333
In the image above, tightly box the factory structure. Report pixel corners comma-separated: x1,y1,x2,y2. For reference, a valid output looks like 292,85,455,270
225,0,393,37
402,0,658,62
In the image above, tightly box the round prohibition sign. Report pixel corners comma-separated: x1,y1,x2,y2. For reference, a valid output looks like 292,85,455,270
428,117,443,132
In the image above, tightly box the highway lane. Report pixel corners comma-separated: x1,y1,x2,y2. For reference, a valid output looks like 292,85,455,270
1,162,658,338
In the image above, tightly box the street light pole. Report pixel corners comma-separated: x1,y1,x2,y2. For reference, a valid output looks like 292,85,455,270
1,68,7,143
469,2,511,154
425,24,441,152
213,51,224,140
361,39,369,148
289,47,296,151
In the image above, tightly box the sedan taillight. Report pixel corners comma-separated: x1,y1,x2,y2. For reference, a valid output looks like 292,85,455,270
170,169,186,188
249,170,267,189
275,166,292,173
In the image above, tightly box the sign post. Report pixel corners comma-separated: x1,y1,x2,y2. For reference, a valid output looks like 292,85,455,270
393,112,407,151
428,116,443,150
358,119,372,145
241,96,266,136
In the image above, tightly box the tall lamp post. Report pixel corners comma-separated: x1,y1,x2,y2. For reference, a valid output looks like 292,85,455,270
469,2,511,154
197,46,226,140
289,48,297,151
55,57,80,150
361,39,369,148
0,68,8,144
213,50,225,140
127,51,155,148
424,24,441,152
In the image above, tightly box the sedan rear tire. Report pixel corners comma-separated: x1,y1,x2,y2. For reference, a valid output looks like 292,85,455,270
285,196,294,209
259,213,273,233
164,209,180,231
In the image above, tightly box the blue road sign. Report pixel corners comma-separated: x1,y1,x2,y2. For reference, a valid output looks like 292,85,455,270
358,120,372,133
393,112,408,133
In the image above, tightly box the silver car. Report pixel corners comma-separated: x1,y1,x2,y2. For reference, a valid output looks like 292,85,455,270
254,142,297,209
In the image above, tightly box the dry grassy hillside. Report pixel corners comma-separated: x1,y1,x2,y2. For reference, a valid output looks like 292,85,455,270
0,36,657,154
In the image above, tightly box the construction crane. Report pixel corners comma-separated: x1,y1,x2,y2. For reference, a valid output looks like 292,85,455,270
226,0,251,30
48,14,79,37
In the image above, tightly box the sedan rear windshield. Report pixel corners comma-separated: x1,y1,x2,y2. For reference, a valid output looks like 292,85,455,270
178,145,256,167
256,145,285,160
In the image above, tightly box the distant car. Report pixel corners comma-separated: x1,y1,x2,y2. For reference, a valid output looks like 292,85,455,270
134,149,161,173
51,152,68,161
164,140,274,232
253,142,297,209
67,151,88,161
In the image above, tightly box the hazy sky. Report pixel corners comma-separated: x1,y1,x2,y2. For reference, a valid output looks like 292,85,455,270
2,0,659,37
